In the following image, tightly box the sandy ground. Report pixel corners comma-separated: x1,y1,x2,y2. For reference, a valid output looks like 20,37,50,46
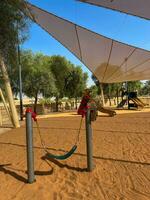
0,109,150,200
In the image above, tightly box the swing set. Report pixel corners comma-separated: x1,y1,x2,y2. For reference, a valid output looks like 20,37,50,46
35,117,83,160
25,104,97,183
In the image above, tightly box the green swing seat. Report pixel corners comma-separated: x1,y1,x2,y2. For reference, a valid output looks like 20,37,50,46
45,145,77,160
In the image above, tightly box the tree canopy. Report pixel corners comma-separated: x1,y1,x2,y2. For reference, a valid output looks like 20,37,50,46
48,55,72,99
65,66,88,99
7,50,88,111
140,81,150,96
46,55,88,111
127,81,142,93
17,51,56,112
0,0,29,66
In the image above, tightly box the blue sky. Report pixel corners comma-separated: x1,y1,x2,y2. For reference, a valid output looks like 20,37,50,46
23,0,150,86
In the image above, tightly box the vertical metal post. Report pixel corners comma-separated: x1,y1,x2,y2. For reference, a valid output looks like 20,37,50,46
85,108,93,171
26,112,35,183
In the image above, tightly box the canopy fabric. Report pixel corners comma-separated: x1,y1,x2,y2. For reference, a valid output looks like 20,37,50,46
77,0,150,20
26,3,150,83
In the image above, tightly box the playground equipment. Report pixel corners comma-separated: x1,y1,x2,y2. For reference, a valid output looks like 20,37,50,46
78,89,116,118
25,106,95,183
117,99,127,108
36,117,83,160
117,92,147,109
95,101,116,117
128,92,147,109
128,92,146,109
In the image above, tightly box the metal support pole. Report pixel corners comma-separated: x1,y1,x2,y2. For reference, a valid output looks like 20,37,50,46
26,112,35,183
85,108,93,172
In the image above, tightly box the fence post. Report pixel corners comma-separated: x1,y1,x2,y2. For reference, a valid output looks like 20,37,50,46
26,111,35,183
85,108,93,171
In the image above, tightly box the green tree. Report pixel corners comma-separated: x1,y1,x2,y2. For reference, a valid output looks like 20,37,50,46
7,50,33,96
23,52,56,112
127,81,142,93
92,75,124,105
140,81,150,96
0,0,30,127
65,66,88,108
10,51,56,112
0,0,29,65
0,0,30,94
91,75,105,105
89,85,98,98
48,55,72,111
91,75,101,95
103,83,122,105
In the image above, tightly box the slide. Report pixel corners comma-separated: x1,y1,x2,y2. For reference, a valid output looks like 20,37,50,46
117,99,127,108
130,98,144,108
136,97,147,106
96,102,116,117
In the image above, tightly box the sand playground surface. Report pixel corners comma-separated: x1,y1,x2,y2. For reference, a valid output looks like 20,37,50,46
0,109,150,200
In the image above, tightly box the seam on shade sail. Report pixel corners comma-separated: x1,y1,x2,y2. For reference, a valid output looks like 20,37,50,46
26,2,150,83
105,48,137,81
75,25,83,60
108,58,150,82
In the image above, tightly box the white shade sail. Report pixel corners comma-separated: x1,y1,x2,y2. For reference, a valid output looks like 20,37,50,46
26,3,150,83
77,0,150,20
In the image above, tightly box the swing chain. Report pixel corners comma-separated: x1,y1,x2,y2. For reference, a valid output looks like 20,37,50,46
25,107,83,160
75,116,83,145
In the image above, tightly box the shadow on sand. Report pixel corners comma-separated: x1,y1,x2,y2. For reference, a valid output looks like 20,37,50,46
41,155,87,172
0,162,53,183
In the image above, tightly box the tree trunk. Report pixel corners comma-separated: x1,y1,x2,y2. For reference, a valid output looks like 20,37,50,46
75,97,78,109
55,96,59,112
0,88,12,122
108,85,111,106
34,93,38,113
108,95,111,106
117,87,119,105
0,55,20,128
100,83,105,106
